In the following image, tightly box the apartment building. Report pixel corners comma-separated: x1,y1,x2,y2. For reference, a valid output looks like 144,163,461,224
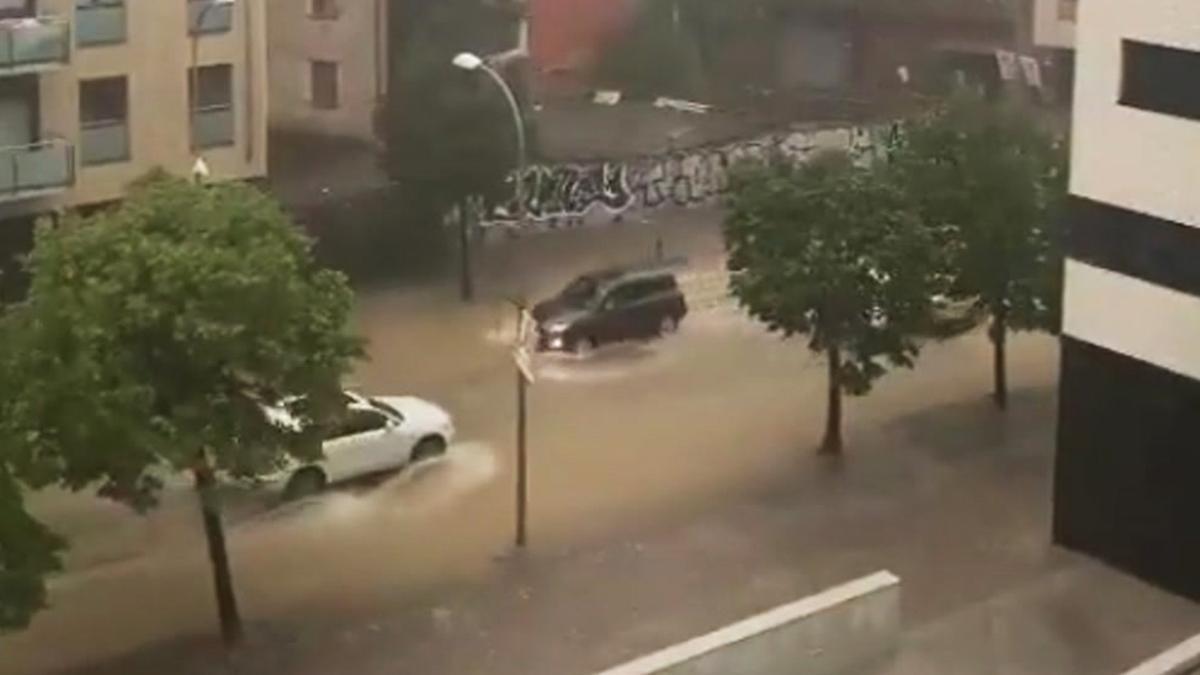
1055,0,1200,601
0,0,267,222
1031,0,1077,101
1033,0,1076,49
266,0,387,145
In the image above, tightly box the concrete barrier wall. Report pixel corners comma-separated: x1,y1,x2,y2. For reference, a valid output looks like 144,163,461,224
594,571,901,675
1121,634,1200,675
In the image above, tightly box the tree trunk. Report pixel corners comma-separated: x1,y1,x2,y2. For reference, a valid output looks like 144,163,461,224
194,465,243,647
991,305,1009,411
821,344,844,455
458,200,475,303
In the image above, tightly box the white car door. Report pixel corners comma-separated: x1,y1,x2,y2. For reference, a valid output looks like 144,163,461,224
322,407,393,482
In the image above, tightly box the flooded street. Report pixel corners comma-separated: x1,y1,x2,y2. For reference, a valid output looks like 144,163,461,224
2,212,1059,675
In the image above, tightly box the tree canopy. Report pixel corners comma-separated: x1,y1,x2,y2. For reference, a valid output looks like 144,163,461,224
724,151,938,453
0,175,362,634
892,94,1067,407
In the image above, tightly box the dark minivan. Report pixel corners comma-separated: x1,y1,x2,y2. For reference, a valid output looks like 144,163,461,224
533,267,689,355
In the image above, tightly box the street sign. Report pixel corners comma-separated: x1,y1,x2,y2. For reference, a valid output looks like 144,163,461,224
513,346,536,384
516,308,537,348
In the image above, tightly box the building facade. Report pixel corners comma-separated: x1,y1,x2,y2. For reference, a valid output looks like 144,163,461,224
1033,0,1076,50
1031,0,1076,102
1055,0,1200,600
265,0,387,144
0,0,268,222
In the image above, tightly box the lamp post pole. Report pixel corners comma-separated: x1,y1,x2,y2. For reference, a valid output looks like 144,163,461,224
454,53,531,548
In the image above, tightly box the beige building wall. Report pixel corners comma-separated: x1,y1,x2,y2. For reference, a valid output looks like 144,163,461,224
1033,0,1077,49
266,0,387,143
8,0,267,215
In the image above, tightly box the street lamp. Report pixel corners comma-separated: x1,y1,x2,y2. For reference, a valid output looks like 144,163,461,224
190,0,235,175
452,51,527,226
454,51,533,549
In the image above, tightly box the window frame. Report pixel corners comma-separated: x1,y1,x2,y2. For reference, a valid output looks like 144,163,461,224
328,407,390,441
188,63,235,149
307,0,339,21
309,60,341,110
1118,39,1200,122
79,75,131,166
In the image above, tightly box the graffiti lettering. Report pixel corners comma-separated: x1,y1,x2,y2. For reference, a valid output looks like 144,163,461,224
481,124,890,229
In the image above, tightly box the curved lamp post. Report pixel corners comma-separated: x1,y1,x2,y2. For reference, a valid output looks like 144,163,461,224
452,51,527,224
454,51,533,548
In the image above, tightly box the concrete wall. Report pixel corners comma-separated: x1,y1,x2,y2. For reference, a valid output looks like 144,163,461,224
593,571,900,675
1054,0,1200,604
35,0,268,209
1121,633,1200,675
266,0,386,143
1033,0,1076,49
1063,0,1200,381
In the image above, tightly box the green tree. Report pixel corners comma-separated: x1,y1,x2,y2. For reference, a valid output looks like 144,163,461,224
0,175,362,640
724,151,938,454
893,95,1067,409
386,0,528,301
0,311,64,632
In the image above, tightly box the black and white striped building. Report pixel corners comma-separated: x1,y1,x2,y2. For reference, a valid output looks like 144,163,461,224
1055,0,1200,600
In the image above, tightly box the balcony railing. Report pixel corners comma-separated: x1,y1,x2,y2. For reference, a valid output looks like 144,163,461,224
188,0,233,35
76,1,126,47
80,120,129,166
192,105,235,149
0,16,71,74
0,138,75,202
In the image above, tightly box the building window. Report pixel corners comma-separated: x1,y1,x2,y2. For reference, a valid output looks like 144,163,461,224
1057,0,1077,22
308,0,338,20
76,0,127,47
1119,40,1200,122
0,0,33,20
189,64,234,148
309,60,339,110
79,76,129,165
187,0,233,35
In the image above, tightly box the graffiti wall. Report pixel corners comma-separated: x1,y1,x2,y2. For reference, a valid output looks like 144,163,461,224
481,124,895,229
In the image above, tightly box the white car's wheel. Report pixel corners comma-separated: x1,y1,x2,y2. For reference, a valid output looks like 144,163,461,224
283,467,327,502
412,436,447,464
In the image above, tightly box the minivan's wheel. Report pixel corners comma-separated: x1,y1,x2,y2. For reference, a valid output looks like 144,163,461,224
571,336,597,357
659,314,679,335
283,467,327,502
412,436,448,464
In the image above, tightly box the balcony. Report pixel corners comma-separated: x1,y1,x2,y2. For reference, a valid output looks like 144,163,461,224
76,1,126,47
0,16,70,75
188,0,233,35
0,138,75,203
192,105,234,149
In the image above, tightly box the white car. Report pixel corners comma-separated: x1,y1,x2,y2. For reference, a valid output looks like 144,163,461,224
270,391,455,500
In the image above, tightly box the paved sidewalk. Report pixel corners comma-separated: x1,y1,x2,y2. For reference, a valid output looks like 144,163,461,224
52,384,1200,675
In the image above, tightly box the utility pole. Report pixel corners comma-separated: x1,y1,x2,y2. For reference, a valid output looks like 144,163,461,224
511,302,535,548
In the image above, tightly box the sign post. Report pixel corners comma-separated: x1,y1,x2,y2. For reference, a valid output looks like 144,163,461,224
512,304,536,548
